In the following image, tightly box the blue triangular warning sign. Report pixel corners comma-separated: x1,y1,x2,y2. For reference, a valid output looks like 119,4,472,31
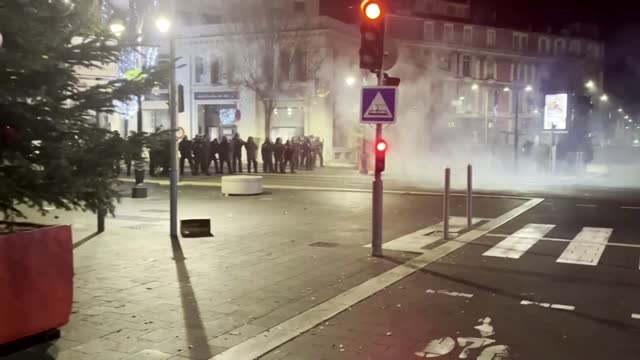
364,92,392,118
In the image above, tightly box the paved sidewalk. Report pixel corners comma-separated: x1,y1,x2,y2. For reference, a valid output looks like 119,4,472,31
5,187,441,360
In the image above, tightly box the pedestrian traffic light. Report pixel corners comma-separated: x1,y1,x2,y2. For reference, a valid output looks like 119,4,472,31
359,0,385,73
375,138,387,173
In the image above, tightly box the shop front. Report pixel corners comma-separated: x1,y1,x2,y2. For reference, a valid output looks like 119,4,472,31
194,91,240,140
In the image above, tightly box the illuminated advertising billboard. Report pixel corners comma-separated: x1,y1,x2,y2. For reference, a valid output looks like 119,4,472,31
544,93,568,130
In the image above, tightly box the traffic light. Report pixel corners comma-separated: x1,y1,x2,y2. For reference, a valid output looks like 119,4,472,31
375,138,387,173
178,84,184,113
359,0,385,73
383,72,400,86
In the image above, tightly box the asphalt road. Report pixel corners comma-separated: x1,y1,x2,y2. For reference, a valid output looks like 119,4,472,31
263,195,640,360
137,167,640,202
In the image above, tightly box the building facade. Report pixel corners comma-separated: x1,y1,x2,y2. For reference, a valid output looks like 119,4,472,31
140,0,605,163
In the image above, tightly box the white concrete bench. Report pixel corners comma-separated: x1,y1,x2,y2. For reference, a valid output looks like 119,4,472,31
221,175,263,195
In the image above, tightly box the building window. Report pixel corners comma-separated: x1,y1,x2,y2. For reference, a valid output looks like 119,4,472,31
425,0,433,12
569,40,581,54
423,21,434,41
225,54,236,84
463,26,472,45
462,55,471,77
554,39,566,55
194,55,205,84
202,13,222,24
444,23,454,43
512,33,528,51
293,49,307,81
293,1,305,13
484,59,496,79
446,5,455,16
279,48,291,82
538,37,550,54
210,59,221,84
486,29,496,47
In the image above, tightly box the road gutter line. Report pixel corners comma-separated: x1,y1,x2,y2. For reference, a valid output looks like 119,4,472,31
209,197,544,360
118,178,534,200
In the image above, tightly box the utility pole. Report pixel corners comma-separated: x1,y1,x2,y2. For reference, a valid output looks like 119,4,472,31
513,89,520,170
168,0,178,238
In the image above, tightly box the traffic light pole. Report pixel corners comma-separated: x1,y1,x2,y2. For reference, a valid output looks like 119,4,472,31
371,69,384,257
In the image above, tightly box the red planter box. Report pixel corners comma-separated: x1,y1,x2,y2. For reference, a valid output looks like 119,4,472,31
0,225,74,344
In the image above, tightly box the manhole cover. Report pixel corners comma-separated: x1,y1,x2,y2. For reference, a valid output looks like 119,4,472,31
310,242,339,248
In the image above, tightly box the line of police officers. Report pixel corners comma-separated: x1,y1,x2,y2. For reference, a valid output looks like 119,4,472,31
178,133,324,175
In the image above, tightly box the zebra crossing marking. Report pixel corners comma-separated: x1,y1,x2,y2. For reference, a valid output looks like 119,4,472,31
483,224,555,259
556,227,612,266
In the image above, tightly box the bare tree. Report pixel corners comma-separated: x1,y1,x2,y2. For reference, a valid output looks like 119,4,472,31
220,2,327,139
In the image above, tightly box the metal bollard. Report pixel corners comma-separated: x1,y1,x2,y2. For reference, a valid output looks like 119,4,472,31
97,208,105,233
443,167,450,240
467,164,472,230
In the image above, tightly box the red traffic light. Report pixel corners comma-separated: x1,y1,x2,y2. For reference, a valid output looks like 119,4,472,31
376,139,387,152
361,0,382,20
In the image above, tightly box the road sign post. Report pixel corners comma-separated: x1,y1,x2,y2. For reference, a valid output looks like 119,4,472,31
361,85,397,257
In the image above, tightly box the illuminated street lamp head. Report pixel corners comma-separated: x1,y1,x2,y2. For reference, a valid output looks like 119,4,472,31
471,83,479,91
361,0,382,20
155,16,171,33
525,85,533,92
600,94,608,102
109,21,125,37
345,76,356,86
503,87,510,92
585,80,595,89
618,108,623,112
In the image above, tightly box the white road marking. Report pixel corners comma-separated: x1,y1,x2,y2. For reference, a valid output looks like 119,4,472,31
576,204,597,207
371,217,487,253
426,289,474,298
521,300,574,311
632,313,640,320
621,206,640,210
556,227,612,266
485,233,640,249
483,224,555,258
211,198,544,360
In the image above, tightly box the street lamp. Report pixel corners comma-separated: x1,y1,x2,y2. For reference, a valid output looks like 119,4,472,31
111,9,172,200
600,94,608,102
109,20,125,37
345,76,356,86
503,86,510,92
155,16,171,33
585,80,595,90
471,83,479,91
618,108,623,113
524,85,533,92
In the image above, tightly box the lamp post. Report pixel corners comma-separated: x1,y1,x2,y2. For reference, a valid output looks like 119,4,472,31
111,8,171,199
506,84,533,169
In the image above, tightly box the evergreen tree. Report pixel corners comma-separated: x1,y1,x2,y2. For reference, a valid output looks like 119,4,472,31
0,0,166,219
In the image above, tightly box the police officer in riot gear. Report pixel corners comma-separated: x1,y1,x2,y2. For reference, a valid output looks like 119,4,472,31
261,138,273,173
